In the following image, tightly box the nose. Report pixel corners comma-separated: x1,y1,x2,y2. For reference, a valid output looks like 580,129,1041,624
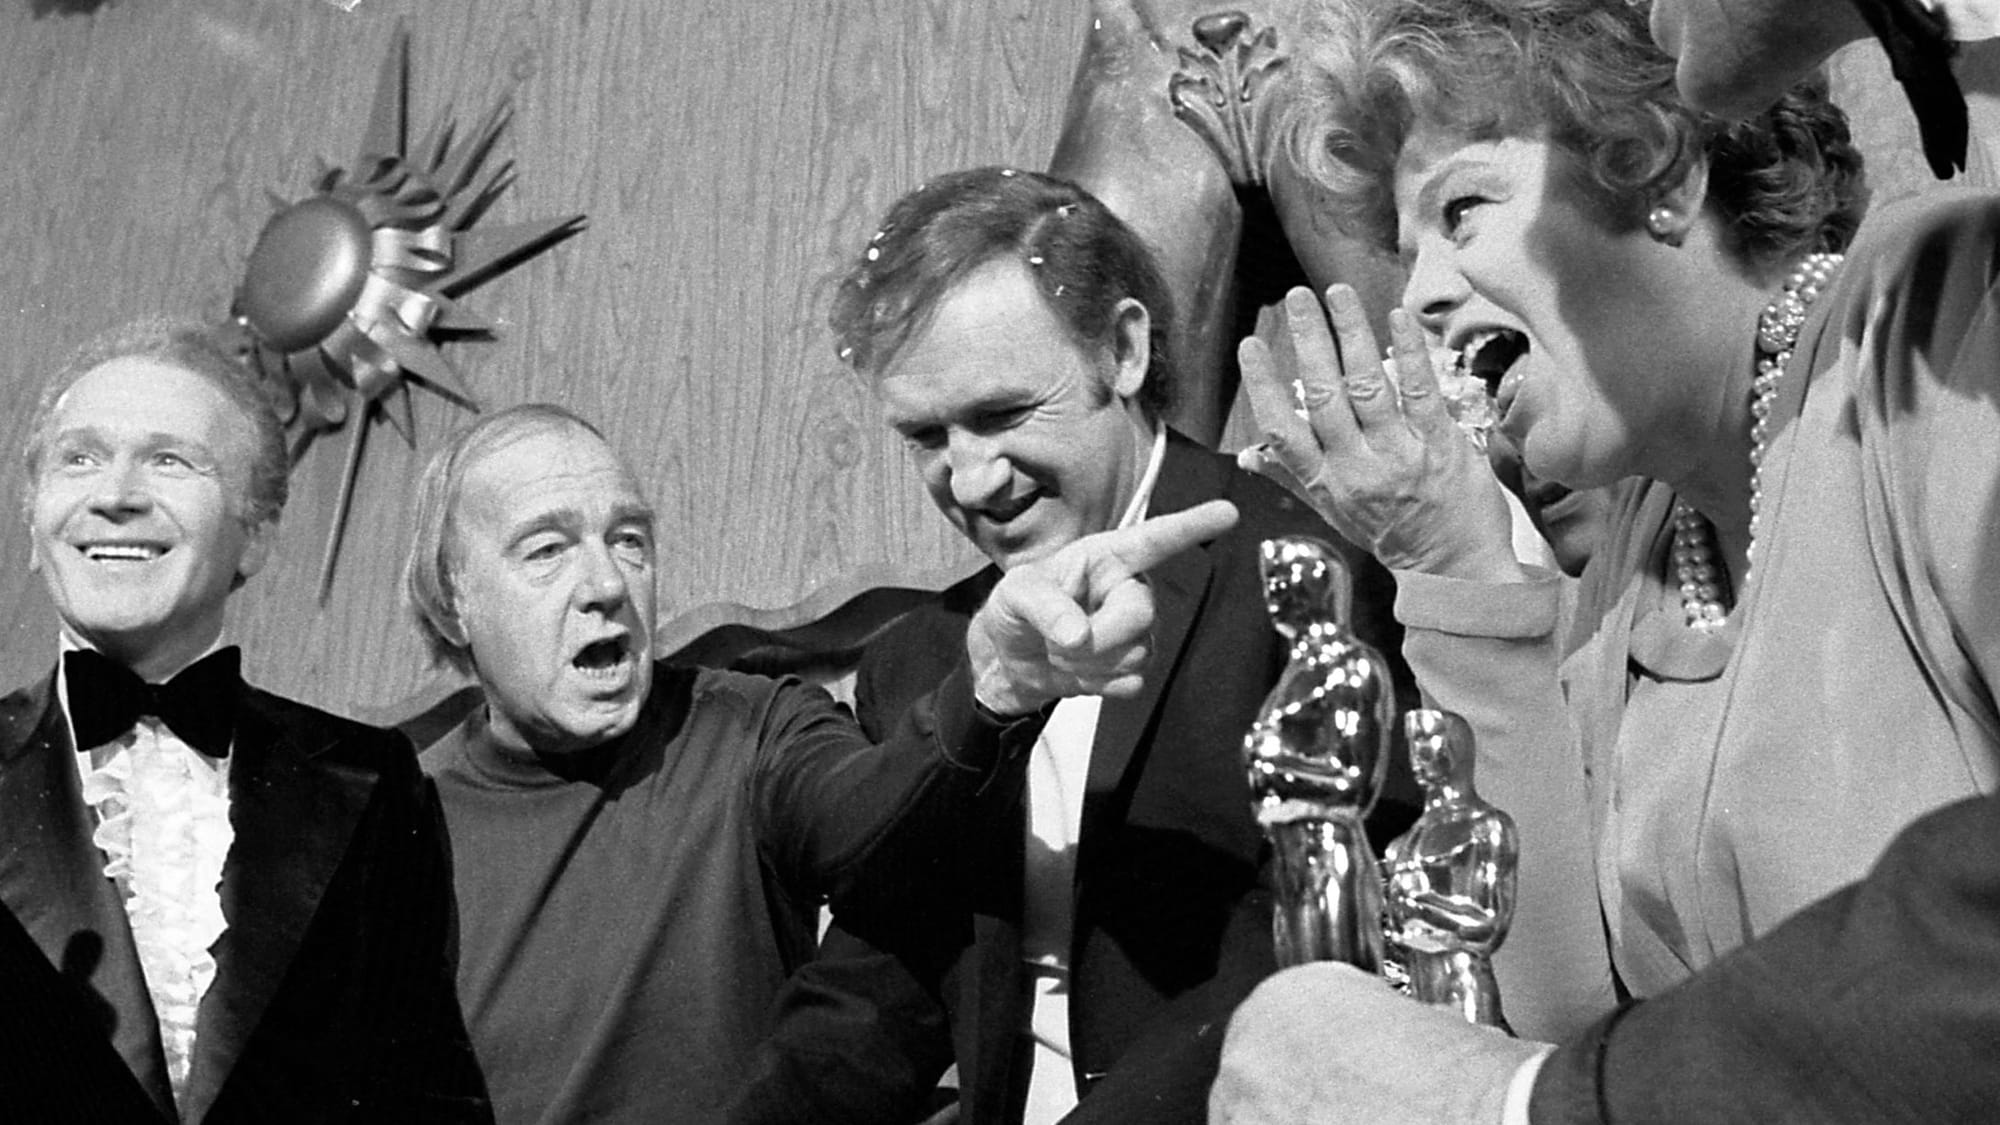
86,456,151,518
942,431,1012,510
1402,238,1468,339
573,541,631,616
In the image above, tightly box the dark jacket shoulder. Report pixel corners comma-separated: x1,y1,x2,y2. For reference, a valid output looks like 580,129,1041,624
241,685,422,778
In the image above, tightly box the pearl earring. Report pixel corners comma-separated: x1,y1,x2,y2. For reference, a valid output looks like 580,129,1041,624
1647,205,1683,245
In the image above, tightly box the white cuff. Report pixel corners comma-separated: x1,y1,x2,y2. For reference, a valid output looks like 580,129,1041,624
1500,1045,1557,1125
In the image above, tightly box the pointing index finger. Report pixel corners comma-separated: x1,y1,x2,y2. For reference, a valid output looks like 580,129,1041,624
1095,499,1240,580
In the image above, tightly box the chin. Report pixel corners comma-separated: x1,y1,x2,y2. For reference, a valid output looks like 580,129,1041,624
594,698,646,738
61,605,176,643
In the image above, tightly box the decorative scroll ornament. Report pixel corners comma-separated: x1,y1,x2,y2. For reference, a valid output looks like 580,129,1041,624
233,25,586,601
1168,10,1289,187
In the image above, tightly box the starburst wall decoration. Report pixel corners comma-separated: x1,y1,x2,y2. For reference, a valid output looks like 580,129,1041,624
233,25,585,601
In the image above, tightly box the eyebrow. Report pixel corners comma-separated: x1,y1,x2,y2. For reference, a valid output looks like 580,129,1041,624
505,510,581,546
506,502,656,544
887,388,1034,431
1412,154,1485,221
50,425,220,461
1398,154,1484,260
608,502,656,529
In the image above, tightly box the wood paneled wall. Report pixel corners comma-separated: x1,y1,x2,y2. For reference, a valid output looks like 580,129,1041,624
0,0,1087,716
0,0,1982,720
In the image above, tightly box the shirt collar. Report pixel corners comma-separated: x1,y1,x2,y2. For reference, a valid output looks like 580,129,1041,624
1115,423,1168,532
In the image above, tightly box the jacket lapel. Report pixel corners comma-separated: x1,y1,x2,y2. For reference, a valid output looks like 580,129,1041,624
181,692,379,1124
0,672,175,1119
961,911,1030,1125
1083,436,1219,812
958,436,1227,1117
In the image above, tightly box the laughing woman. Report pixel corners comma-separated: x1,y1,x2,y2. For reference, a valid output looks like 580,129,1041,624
1239,0,2000,1022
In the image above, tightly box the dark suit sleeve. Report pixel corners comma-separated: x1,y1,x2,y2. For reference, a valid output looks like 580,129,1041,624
726,922,957,1125
1531,790,2000,1124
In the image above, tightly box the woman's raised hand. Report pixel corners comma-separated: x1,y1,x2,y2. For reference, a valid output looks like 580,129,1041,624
1237,284,1522,580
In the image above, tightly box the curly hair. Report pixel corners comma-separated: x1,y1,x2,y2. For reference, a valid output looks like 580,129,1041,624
1288,0,1867,269
828,167,1178,418
22,317,289,531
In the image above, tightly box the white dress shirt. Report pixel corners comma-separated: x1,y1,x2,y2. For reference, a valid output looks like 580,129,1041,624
58,635,234,1112
1019,424,1166,1124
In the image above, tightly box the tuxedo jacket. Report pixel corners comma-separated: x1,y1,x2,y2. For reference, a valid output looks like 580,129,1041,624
0,669,489,1124
735,433,1415,1125
1530,785,2000,1123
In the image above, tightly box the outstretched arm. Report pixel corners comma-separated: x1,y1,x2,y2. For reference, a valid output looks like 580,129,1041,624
757,499,1242,901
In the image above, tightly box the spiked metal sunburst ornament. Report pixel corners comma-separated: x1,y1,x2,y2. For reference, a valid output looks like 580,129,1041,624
234,24,585,602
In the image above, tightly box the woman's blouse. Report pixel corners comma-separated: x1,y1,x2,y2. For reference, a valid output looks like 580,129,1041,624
1396,189,2000,1009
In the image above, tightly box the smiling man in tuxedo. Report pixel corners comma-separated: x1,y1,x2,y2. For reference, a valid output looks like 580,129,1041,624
0,317,487,1123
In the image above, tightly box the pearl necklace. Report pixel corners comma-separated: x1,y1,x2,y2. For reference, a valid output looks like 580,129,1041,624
1673,251,1843,634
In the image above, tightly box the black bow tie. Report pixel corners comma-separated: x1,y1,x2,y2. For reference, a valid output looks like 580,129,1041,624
63,647,244,759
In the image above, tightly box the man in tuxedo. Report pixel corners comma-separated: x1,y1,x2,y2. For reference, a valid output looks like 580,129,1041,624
735,167,1414,1125
404,403,1236,1123
0,318,487,1122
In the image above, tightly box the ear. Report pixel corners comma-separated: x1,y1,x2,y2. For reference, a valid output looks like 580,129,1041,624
234,517,278,582
1645,156,1711,246
1107,297,1151,401
433,599,469,649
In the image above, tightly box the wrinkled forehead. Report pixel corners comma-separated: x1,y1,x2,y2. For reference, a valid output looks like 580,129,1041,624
452,421,652,536
42,357,258,467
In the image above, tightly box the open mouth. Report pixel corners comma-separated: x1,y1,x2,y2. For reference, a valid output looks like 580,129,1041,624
1462,329,1529,397
1460,328,1530,419
80,542,168,563
573,635,633,678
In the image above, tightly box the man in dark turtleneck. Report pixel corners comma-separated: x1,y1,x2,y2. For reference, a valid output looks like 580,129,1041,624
405,403,1235,1124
